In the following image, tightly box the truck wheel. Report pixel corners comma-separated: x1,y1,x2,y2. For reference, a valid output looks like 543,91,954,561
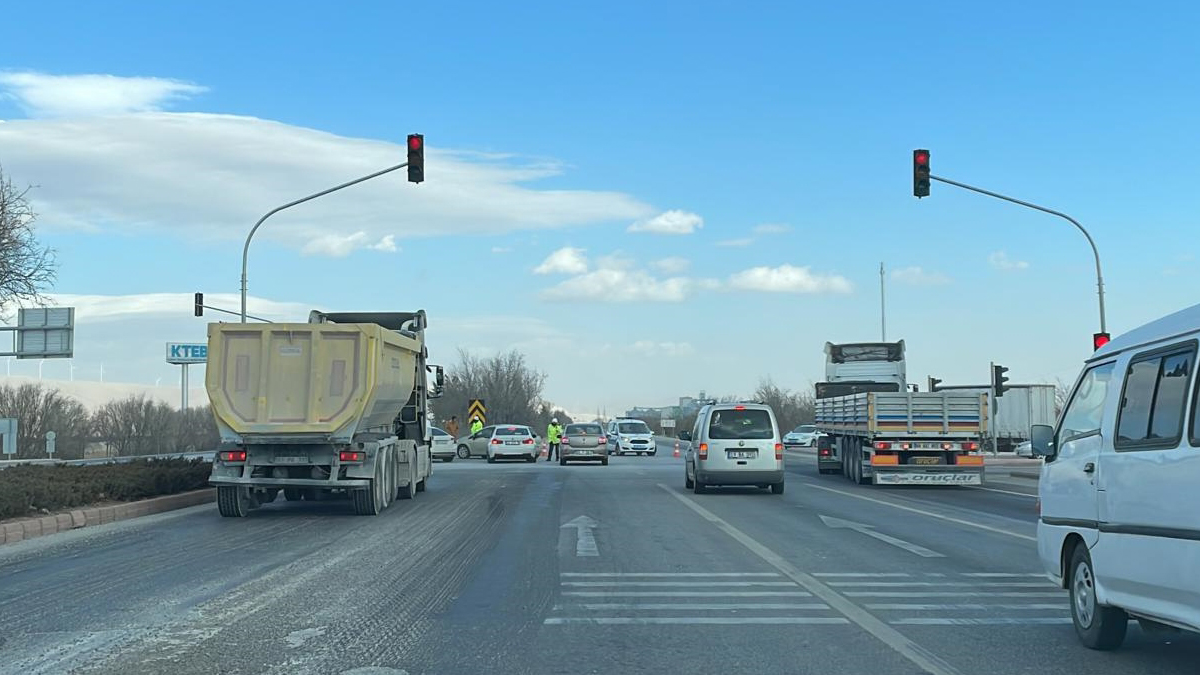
283,488,303,501
416,475,427,492
397,463,416,500
457,445,470,459
1069,544,1128,649
353,461,387,515
381,455,394,509
217,486,249,517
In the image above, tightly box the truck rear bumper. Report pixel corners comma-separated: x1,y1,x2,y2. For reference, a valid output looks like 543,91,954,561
871,468,984,486
209,477,371,489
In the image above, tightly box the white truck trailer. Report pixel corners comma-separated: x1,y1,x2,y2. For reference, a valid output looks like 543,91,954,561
930,383,1055,453
814,341,989,486
206,310,443,517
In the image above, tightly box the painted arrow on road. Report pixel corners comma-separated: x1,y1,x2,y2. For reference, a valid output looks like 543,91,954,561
819,514,945,558
561,515,599,557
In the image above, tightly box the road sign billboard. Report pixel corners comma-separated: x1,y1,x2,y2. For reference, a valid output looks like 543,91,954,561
167,343,208,364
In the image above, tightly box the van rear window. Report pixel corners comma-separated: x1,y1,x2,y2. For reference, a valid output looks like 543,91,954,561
708,409,774,440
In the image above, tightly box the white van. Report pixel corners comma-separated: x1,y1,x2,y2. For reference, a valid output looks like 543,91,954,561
681,403,784,494
1031,302,1200,650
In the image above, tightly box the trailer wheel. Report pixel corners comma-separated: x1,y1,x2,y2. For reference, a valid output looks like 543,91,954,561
283,488,304,502
217,486,249,518
352,460,386,516
381,452,394,510
397,461,415,500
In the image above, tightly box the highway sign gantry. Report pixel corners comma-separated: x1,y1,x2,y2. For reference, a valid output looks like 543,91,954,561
468,398,486,425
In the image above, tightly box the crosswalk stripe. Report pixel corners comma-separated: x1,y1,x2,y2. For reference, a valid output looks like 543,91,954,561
890,618,1073,626
844,591,1064,598
827,582,1052,588
866,603,1065,611
560,572,780,578
562,591,814,597
564,603,831,611
561,581,797,587
544,617,850,625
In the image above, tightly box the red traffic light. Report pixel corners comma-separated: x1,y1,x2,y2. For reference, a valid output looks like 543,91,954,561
1093,332,1111,350
408,135,423,151
915,151,929,165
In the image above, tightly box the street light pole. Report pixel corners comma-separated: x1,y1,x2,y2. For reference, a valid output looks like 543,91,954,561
240,161,409,322
930,174,1107,335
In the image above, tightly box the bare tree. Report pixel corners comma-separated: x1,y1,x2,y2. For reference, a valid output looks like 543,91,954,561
0,166,56,306
1054,377,1071,417
753,378,815,433
0,383,91,459
92,395,179,456
437,348,548,428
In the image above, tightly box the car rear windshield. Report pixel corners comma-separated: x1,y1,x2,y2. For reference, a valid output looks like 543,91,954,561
709,409,774,440
567,424,602,435
495,427,530,436
618,422,651,434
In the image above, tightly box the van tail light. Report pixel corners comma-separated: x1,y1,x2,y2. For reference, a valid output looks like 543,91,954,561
221,450,247,462
874,441,891,450
698,443,708,460
491,438,503,445
774,443,783,461
339,450,363,462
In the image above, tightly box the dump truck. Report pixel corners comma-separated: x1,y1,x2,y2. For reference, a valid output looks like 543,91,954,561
814,341,988,486
206,310,443,517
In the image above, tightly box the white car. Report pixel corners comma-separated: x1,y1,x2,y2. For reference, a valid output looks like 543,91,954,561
1030,301,1200,650
783,424,820,448
429,426,456,462
606,418,656,456
485,424,538,463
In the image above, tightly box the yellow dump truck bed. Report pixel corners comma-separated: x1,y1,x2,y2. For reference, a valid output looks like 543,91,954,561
206,321,421,441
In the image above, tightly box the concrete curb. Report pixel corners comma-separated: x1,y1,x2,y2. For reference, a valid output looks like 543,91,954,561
0,488,214,547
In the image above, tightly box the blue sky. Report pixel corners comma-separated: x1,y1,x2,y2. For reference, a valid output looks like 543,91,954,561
0,1,1197,415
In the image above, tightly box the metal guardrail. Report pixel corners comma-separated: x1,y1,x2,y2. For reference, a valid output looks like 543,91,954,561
0,450,215,470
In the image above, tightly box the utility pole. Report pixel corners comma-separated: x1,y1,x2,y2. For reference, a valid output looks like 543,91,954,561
879,262,887,342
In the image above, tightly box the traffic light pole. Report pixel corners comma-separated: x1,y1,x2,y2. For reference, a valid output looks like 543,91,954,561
930,174,1107,335
239,161,408,323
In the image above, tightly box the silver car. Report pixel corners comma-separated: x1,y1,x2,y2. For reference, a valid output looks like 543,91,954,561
561,423,609,466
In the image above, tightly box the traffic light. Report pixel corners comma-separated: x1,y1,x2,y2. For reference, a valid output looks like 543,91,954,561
194,292,204,317
407,133,424,183
928,376,942,392
1093,332,1111,351
992,363,1010,397
913,149,930,198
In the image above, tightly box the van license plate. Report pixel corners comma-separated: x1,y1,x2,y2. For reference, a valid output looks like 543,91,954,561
727,450,756,459
275,455,308,464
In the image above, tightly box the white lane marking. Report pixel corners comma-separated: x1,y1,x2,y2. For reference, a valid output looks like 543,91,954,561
560,572,780,577
844,591,1064,598
828,582,1052,588
819,514,945,558
659,483,964,675
891,618,1073,626
960,573,1046,578
812,572,913,578
561,581,796,587
561,515,599,557
973,486,1037,498
802,481,1036,542
544,617,850,625
562,591,813,597
867,604,1066,611
565,603,832,611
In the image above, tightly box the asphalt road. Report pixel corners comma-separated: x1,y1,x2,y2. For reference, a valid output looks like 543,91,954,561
1,439,1197,675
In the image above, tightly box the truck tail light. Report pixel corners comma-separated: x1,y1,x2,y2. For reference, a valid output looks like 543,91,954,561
220,450,247,462
774,443,783,460
962,442,979,452
819,447,832,457
874,441,891,450
698,443,708,460
339,450,363,462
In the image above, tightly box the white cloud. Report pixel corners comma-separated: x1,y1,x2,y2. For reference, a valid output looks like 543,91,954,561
300,231,398,257
0,76,655,254
630,340,696,357
541,268,692,303
728,265,853,294
891,266,950,286
628,209,704,235
752,223,790,235
534,247,588,275
716,238,755,247
651,256,690,274
989,251,1030,271
0,71,207,117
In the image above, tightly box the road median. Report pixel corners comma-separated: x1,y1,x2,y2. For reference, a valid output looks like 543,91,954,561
0,488,214,546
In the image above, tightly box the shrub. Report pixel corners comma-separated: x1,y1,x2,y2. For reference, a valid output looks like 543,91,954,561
0,458,212,520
